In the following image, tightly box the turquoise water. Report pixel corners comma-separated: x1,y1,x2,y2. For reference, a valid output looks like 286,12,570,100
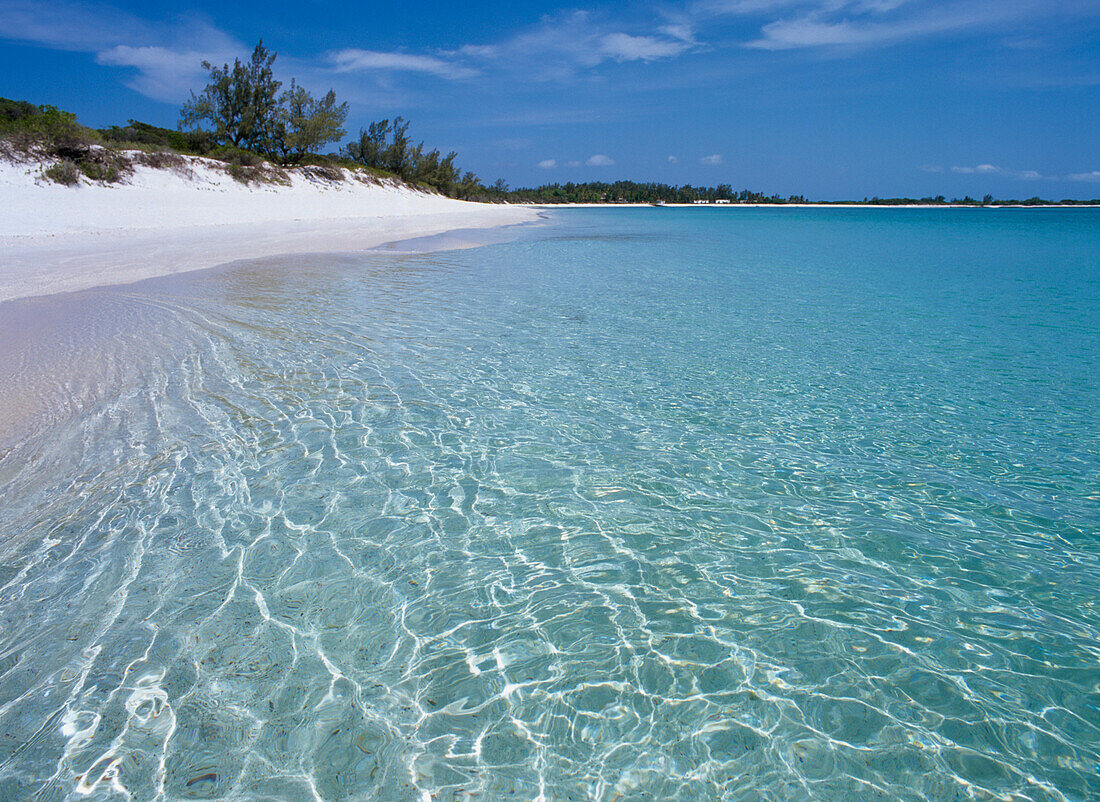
0,208,1098,800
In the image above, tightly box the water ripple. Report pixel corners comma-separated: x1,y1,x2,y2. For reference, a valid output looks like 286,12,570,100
0,209,1098,800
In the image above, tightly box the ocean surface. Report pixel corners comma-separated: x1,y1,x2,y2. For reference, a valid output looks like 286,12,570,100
0,207,1098,800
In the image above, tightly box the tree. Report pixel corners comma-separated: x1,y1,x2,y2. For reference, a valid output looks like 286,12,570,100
457,171,482,200
180,41,282,152
343,119,391,167
383,117,412,175
275,80,348,164
0,97,39,124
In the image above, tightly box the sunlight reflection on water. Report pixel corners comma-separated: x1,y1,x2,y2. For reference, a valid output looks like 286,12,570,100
0,208,1098,800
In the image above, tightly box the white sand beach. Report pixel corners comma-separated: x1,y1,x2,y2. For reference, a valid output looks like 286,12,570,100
0,155,539,303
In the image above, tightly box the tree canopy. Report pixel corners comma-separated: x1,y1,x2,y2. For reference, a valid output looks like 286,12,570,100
180,41,281,152
341,117,482,198
275,81,348,164
179,42,346,164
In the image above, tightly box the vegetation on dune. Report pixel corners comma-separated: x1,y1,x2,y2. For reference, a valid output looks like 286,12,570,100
99,120,216,155
173,42,495,197
274,81,348,165
341,117,489,199
0,100,133,184
178,41,350,167
179,41,284,153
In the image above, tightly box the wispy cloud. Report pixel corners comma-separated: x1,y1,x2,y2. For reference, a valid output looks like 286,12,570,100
687,0,1097,52
1067,170,1100,182
951,163,1001,174
329,49,478,79
537,158,557,168
951,163,1045,179
0,0,156,50
692,0,804,15
744,2,1032,50
452,10,700,81
0,0,241,101
668,155,679,163
701,153,724,165
924,163,1100,182
586,154,615,166
96,45,236,102
600,33,695,62
5,0,1098,124
494,137,532,150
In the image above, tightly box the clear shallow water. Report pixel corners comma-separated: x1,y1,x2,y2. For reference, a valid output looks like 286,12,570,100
0,208,1098,800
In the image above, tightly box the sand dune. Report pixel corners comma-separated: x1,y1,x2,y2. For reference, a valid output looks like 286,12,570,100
0,154,538,302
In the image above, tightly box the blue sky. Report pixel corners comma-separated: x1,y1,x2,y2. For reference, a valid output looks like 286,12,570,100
2,0,1099,198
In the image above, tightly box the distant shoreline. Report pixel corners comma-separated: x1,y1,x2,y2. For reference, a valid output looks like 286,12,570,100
532,202,1100,209
4,148,1095,305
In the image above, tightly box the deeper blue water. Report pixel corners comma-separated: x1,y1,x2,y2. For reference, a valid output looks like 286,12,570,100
0,208,1098,800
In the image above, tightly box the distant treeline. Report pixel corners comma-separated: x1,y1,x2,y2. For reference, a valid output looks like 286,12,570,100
506,181,1099,206
507,182,807,204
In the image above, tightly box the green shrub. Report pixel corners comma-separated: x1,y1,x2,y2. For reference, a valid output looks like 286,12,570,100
43,160,80,185
209,145,266,167
133,150,188,171
0,97,38,124
79,161,115,182
99,120,215,155
0,100,102,167
222,161,289,185
78,154,128,183
226,163,255,183
301,163,344,182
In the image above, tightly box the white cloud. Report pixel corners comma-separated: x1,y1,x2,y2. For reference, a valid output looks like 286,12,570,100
0,0,242,101
952,164,1000,174
537,159,557,168
495,137,532,150
1068,171,1100,182
701,154,724,165
917,164,945,173
452,9,698,81
330,49,477,79
0,0,156,50
96,45,224,102
566,160,582,167
458,44,499,59
586,154,615,166
693,0,805,15
951,164,1047,180
660,23,697,42
737,0,1057,51
668,155,679,163
600,33,694,62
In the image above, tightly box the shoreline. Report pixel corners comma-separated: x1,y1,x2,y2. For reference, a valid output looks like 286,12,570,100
532,202,1100,209
4,150,1094,303
0,155,539,303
